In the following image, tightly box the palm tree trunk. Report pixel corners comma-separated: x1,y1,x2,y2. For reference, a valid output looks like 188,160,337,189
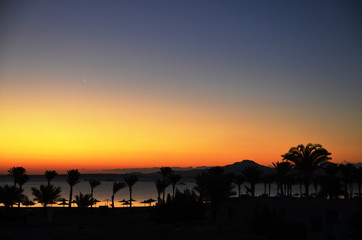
263,182,267,195
251,183,255,197
172,184,176,199
68,186,73,208
18,185,23,207
358,183,361,198
238,185,241,197
268,183,271,197
129,187,132,208
304,183,309,197
349,182,354,199
90,188,94,208
111,194,115,208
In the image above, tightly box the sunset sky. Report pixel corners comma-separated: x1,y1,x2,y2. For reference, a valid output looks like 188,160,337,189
1,0,361,174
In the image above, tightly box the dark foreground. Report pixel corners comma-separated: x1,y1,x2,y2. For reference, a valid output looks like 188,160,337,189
0,207,252,240
0,198,361,240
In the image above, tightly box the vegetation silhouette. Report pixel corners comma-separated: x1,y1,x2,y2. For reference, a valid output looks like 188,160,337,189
0,185,21,208
111,182,125,208
233,174,245,197
32,184,62,207
195,167,235,221
169,173,182,198
66,169,80,208
282,143,331,197
158,167,173,204
44,170,58,186
273,161,293,196
74,192,93,208
242,166,262,197
8,167,29,207
88,179,101,208
154,178,164,204
124,174,138,208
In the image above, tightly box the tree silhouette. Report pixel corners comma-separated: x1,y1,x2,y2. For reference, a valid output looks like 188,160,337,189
159,167,173,204
194,172,208,202
261,174,274,197
8,167,29,207
282,143,331,197
195,167,235,221
242,166,263,197
356,166,362,198
44,170,58,186
339,162,357,199
273,161,293,196
66,169,80,208
0,185,22,208
88,179,101,208
155,178,165,204
111,182,125,208
124,174,138,208
169,174,182,198
32,184,61,207
74,192,93,208
319,163,345,199
233,174,245,197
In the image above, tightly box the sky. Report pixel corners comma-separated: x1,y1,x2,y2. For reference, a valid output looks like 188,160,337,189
0,0,361,174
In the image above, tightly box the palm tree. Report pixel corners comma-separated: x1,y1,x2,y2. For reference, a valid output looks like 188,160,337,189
8,167,29,207
196,167,235,221
154,178,164,204
319,163,345,199
194,172,208,202
282,143,331,197
8,167,27,187
74,192,94,208
88,179,101,208
111,182,126,208
355,167,362,198
339,163,357,199
242,166,263,197
169,174,182,198
234,174,245,197
66,169,80,208
45,170,58,186
32,184,62,207
159,167,173,203
123,174,138,208
273,161,293,196
0,185,22,208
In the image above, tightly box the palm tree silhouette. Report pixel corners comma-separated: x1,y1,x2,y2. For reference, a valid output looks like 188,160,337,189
154,178,164,204
44,170,58,186
169,174,182,198
8,167,27,187
273,161,293,196
233,174,245,197
356,167,362,198
242,166,263,197
282,143,331,197
319,162,345,199
159,167,173,203
66,169,80,208
111,182,126,208
124,174,138,208
32,184,62,207
0,185,22,208
8,167,29,207
88,179,101,208
339,163,357,199
74,192,93,208
196,167,235,221
261,174,274,197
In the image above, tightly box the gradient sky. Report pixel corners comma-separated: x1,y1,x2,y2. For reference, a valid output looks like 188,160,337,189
1,0,361,174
